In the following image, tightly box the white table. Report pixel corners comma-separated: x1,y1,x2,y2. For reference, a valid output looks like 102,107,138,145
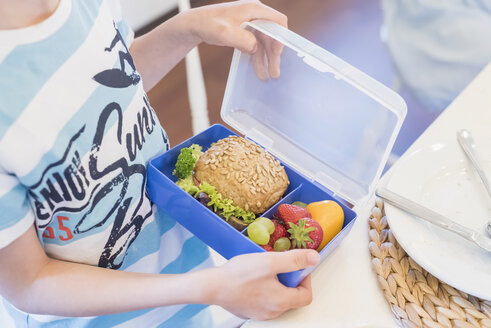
242,62,491,328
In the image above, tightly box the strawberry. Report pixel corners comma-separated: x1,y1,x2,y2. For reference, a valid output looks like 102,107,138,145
261,244,274,252
268,220,288,247
287,218,323,250
276,204,312,226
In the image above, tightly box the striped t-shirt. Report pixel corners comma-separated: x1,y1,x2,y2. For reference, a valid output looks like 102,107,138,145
0,0,212,326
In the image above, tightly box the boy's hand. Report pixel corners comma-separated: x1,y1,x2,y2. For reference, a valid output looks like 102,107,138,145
207,249,320,320
131,0,287,90
187,0,287,79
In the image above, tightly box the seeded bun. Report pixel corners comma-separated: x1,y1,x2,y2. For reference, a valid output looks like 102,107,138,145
194,136,289,214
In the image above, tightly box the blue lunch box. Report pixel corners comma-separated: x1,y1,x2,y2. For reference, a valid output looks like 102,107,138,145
146,21,407,287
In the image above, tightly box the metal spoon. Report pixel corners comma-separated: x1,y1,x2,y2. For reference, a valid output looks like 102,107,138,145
376,187,491,252
456,129,491,237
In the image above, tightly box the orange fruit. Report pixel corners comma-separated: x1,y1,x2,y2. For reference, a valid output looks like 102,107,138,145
305,200,344,251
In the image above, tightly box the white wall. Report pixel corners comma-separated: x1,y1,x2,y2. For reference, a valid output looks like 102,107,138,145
120,0,178,31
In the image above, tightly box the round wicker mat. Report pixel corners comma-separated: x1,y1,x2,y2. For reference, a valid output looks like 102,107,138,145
368,198,491,328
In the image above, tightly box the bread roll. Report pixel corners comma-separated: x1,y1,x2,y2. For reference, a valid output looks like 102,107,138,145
194,136,289,214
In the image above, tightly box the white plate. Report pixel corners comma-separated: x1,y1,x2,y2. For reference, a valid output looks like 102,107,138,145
385,137,491,300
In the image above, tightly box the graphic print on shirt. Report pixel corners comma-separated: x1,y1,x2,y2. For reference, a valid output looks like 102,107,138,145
93,21,141,88
28,23,168,269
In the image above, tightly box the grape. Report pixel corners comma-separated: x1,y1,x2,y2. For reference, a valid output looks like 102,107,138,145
255,217,274,234
247,222,270,245
273,237,291,251
292,201,307,208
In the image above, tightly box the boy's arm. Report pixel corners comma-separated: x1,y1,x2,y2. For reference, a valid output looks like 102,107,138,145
0,225,318,320
129,0,287,92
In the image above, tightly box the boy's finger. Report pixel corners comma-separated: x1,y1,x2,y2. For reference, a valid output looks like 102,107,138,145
266,42,281,79
299,274,312,288
284,275,314,309
227,28,258,54
267,249,320,274
252,41,269,81
225,28,269,80
256,33,283,78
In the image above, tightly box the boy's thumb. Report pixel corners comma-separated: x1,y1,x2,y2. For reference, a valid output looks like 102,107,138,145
229,28,257,54
270,249,320,274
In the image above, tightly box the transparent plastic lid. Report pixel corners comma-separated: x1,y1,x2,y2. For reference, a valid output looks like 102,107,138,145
221,21,407,206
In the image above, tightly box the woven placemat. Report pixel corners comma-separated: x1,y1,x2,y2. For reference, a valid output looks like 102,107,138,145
368,198,491,328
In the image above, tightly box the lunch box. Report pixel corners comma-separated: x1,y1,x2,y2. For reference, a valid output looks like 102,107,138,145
146,20,406,287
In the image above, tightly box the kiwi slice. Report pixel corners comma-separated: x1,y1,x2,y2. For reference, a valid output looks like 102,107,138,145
225,215,249,231
292,201,307,208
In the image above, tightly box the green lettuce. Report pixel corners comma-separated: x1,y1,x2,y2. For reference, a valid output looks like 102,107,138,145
173,144,255,224
199,182,256,223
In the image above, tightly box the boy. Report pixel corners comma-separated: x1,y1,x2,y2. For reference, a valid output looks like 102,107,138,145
0,0,319,327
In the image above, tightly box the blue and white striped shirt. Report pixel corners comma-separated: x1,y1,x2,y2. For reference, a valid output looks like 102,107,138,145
0,0,212,326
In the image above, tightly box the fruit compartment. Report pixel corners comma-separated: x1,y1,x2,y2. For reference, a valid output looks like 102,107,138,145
265,182,356,232
239,164,343,251
146,124,357,287
243,171,355,237
240,176,357,285
257,183,356,286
